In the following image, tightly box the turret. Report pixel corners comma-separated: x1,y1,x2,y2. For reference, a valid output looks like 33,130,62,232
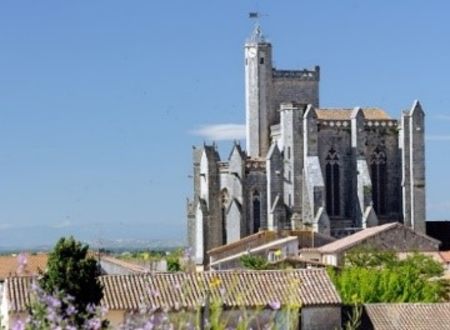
400,100,426,233
245,25,273,158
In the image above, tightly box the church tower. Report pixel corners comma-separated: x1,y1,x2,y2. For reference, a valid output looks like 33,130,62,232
245,25,273,158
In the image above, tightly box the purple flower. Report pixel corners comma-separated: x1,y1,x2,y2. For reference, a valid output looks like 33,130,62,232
45,295,61,309
16,253,27,274
12,320,25,330
268,299,281,310
85,317,102,330
66,304,77,316
86,303,96,314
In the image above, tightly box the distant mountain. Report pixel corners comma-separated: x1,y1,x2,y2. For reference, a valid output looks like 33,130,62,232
0,222,185,252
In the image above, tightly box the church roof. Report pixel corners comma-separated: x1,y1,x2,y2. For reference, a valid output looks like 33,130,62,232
316,108,391,120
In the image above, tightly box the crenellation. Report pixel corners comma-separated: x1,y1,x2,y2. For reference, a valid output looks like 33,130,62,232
187,26,427,266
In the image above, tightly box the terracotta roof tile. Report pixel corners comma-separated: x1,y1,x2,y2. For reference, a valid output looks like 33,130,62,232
0,254,47,280
316,108,391,120
364,303,450,330
5,269,341,313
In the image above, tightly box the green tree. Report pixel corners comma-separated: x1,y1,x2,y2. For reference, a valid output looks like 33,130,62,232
38,236,105,327
240,254,269,270
328,250,450,304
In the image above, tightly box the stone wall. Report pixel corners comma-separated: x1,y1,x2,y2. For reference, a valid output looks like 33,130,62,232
301,306,341,330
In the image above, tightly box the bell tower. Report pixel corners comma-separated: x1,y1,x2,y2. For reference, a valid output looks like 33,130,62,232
245,25,273,158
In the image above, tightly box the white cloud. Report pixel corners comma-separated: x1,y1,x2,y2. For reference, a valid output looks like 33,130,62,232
190,124,246,141
426,135,450,141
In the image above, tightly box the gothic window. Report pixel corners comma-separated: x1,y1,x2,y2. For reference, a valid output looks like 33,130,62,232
260,57,265,64
252,191,261,233
221,190,229,245
370,147,387,215
325,147,340,216
287,147,291,159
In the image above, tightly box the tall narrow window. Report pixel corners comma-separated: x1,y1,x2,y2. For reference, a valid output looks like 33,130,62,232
325,148,340,216
370,147,387,215
253,191,261,233
221,190,229,245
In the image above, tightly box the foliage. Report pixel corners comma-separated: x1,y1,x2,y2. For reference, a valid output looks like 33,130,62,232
328,250,450,304
37,236,105,328
167,255,182,272
343,303,362,330
117,249,165,262
22,282,106,330
240,254,269,270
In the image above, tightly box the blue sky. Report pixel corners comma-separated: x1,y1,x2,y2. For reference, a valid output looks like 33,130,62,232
0,1,449,248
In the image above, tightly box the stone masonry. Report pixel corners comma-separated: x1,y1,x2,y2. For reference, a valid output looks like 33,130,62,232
187,26,426,265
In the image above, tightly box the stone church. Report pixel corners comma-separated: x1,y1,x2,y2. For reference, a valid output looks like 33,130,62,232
187,26,426,265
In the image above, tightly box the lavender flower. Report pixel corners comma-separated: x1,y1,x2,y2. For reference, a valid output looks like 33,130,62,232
16,253,27,274
268,299,281,310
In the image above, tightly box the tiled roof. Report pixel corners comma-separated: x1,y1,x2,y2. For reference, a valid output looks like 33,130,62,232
363,303,450,330
316,108,391,120
0,254,47,280
319,222,441,255
318,223,399,254
5,269,341,313
99,255,147,273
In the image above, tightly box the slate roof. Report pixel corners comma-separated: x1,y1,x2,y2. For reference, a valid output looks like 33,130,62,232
4,269,341,313
363,303,450,330
316,108,391,120
0,254,47,281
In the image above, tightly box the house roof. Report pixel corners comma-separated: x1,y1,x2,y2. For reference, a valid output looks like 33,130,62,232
209,236,298,266
317,223,398,254
318,222,441,255
316,108,391,120
0,254,47,281
4,269,341,313
363,303,450,330
99,255,148,273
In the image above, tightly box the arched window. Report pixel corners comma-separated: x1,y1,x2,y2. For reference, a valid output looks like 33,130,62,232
252,191,261,233
325,148,340,216
221,190,229,245
370,147,387,215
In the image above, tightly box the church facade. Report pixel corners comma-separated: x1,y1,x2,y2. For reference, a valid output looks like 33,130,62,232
187,27,426,265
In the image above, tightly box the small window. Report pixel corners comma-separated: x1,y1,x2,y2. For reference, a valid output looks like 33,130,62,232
260,57,264,64
288,194,292,207
287,147,291,159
